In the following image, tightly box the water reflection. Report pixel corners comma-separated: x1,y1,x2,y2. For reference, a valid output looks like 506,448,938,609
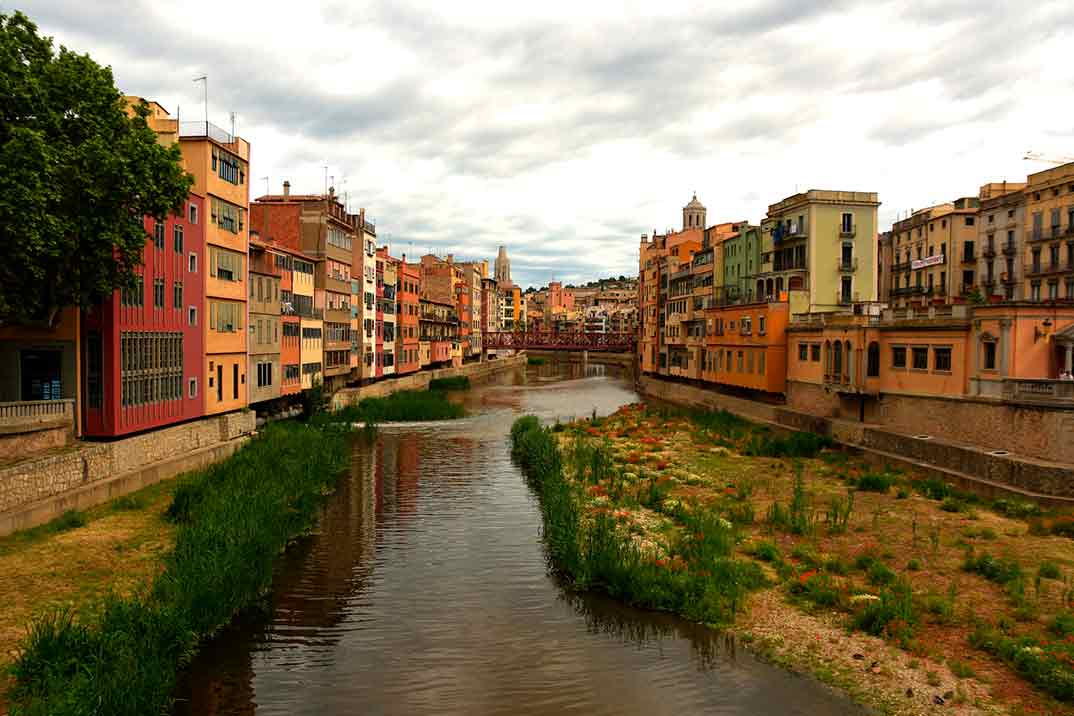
176,366,859,715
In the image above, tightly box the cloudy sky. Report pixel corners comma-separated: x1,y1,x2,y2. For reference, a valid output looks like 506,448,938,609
13,0,1074,287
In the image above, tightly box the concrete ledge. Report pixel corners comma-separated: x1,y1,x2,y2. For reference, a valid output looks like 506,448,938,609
0,436,250,537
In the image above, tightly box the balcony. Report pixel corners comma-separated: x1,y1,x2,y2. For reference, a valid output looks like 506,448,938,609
839,223,856,238
1026,261,1073,277
837,257,858,272
1027,228,1045,242
1001,272,1016,285
1002,243,1017,256
982,245,996,259
961,252,976,264
892,261,911,272
835,290,853,305
1054,226,1065,239
1001,378,1074,405
0,399,75,434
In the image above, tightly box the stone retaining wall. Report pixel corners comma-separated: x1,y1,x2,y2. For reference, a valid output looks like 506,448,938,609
637,374,1074,502
0,410,256,535
331,353,527,409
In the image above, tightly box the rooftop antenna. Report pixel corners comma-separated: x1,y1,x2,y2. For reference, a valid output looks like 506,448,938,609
323,165,328,195
192,75,207,125
229,111,235,139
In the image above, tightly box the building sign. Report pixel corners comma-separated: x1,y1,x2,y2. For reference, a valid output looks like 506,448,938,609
911,254,945,270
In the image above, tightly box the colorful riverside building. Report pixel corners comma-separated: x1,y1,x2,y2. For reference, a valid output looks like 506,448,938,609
397,260,421,374
82,196,207,436
247,234,281,405
356,211,378,382
757,190,880,311
80,101,208,437
375,247,398,377
165,109,253,416
419,297,459,368
887,196,979,308
250,183,360,392
1023,162,1074,303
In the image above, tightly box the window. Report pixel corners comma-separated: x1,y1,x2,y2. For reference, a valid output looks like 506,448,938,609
153,278,165,308
154,221,165,249
211,197,244,233
911,346,928,370
758,316,766,335
836,212,851,233
810,344,820,362
933,346,952,372
189,252,198,273
119,331,183,406
122,274,144,306
209,300,243,332
798,343,808,361
256,362,273,388
1031,281,1041,302
210,247,244,281
188,306,197,326
189,377,197,398
892,346,907,369
867,342,880,377
759,352,766,375
212,147,244,185
233,363,239,400
173,225,184,253
173,281,183,309
982,341,997,371
965,216,975,226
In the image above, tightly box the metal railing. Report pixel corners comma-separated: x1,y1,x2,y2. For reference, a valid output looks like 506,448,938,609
179,121,234,145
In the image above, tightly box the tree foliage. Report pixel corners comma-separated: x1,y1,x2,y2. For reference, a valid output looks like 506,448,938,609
0,11,193,325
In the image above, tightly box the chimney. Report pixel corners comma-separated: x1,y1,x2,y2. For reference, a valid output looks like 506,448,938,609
283,180,290,199
447,254,454,263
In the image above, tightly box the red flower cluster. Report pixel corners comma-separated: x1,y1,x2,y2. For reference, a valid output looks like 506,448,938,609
587,485,607,496
799,569,818,584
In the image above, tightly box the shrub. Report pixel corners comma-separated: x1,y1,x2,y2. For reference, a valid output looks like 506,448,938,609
856,472,894,493
867,560,897,586
963,552,1023,585
1039,561,1062,580
752,541,781,562
970,624,1074,702
852,579,917,640
1051,611,1074,638
907,558,922,571
992,499,1043,519
916,478,951,501
110,494,147,512
52,509,87,532
428,375,471,391
331,389,465,423
826,491,854,534
745,430,832,459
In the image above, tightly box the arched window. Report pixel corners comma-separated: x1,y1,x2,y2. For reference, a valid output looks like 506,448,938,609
756,280,764,300
867,342,880,377
824,340,832,378
776,277,784,295
832,340,842,379
845,340,853,382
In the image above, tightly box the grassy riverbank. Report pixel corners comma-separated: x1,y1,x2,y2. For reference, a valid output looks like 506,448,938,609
512,406,1074,716
329,388,465,424
5,421,351,716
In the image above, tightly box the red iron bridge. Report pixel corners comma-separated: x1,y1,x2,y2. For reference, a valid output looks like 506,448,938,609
483,330,636,352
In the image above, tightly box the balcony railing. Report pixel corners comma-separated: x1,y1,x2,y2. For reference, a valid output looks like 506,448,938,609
1002,242,1017,256
0,399,75,431
1028,228,1044,242
837,258,858,272
982,245,996,258
179,121,234,145
839,224,856,238
1026,260,1073,277
961,252,976,264
1002,379,1074,403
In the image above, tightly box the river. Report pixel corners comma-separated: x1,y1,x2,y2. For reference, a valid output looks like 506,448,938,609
175,360,860,715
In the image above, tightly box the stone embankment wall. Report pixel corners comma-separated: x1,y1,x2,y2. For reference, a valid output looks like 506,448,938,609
331,353,527,409
786,380,1074,466
0,411,256,536
637,375,1074,505
523,349,636,370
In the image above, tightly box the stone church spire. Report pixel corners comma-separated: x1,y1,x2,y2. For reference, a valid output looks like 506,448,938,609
494,245,512,285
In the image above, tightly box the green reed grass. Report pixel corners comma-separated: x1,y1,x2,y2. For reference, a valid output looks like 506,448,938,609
9,421,350,716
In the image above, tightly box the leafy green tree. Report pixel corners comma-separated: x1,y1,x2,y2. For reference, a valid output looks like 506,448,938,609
0,11,193,325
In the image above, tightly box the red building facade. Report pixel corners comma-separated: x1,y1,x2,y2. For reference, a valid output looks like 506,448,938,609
82,195,206,437
397,260,421,375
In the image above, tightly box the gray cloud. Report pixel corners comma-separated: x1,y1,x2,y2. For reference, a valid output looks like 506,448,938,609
16,0,1073,286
